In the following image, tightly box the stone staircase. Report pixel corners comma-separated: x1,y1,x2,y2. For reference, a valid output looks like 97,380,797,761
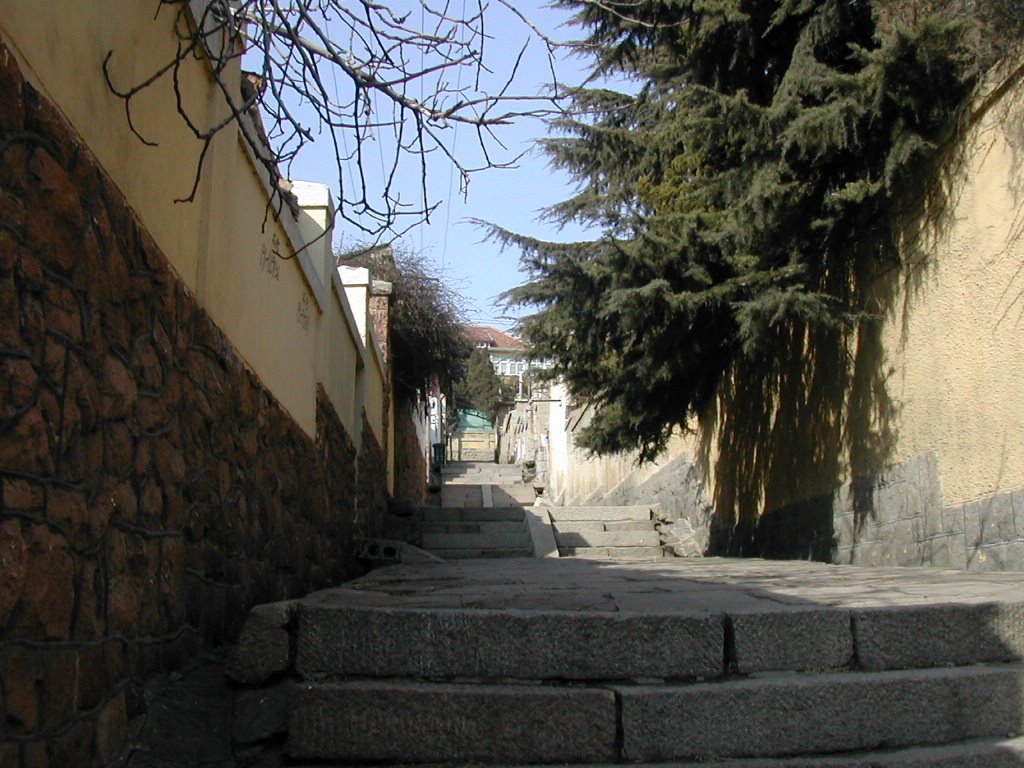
396,463,671,561
382,461,537,559
229,558,1024,766
548,504,667,559
419,506,534,559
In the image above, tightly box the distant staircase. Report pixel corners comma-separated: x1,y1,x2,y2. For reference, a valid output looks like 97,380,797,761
386,462,677,561
419,506,534,559
548,504,667,559
383,461,536,560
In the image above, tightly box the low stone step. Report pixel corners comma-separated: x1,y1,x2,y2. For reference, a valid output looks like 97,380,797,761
554,528,660,548
421,521,527,537
492,484,536,504
289,680,617,764
422,529,532,552
431,547,535,559
287,665,1024,765
423,507,525,523
559,546,667,560
618,663,1024,762
585,736,1024,767
547,505,655,522
295,604,723,681
552,520,654,534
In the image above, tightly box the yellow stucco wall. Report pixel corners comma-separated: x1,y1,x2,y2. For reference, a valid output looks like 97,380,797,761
884,76,1024,505
0,0,390,446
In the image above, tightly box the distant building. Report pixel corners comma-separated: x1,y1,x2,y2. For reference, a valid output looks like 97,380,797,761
463,324,551,397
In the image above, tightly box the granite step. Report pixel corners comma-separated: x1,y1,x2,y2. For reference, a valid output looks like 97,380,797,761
295,604,723,681
423,507,526,522
547,505,656,522
421,528,533,552
421,520,529,536
287,665,1024,764
554,528,661,548
559,545,667,560
232,558,1024,766
442,462,524,485
551,519,655,533
618,664,1024,762
430,546,535,559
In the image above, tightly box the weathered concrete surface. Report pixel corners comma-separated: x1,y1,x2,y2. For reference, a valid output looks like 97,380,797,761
288,681,618,763
618,664,1024,761
295,603,723,680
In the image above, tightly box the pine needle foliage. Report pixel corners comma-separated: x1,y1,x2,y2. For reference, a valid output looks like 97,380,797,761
500,0,1023,516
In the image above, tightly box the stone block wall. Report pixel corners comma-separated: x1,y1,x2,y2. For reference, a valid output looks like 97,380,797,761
0,43,386,766
393,402,428,506
713,452,1024,572
582,442,1024,572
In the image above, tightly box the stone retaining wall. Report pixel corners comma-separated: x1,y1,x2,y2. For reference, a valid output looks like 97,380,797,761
393,402,428,506
729,452,1024,571
0,44,385,766
586,447,1024,571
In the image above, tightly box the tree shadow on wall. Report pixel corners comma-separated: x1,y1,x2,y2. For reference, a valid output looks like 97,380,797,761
699,141,981,557
700,297,900,557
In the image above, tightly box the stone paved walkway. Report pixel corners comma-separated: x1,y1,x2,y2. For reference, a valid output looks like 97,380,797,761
315,556,1024,613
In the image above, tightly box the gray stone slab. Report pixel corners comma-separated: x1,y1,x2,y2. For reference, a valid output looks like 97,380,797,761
492,484,536,504
548,505,654,522
288,681,618,763
618,664,1024,762
433,547,534,559
422,527,532,550
967,492,1018,547
300,557,1024,617
920,533,968,570
554,520,611,533
295,604,724,681
225,600,298,684
555,528,660,548
423,507,525,522
607,519,658,532
854,603,1024,671
420,521,483,533
659,736,1024,767
232,680,291,744
525,507,558,558
731,608,853,673
970,541,1024,572
559,545,666,560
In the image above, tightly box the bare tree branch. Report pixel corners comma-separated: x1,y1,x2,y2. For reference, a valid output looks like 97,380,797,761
104,0,570,238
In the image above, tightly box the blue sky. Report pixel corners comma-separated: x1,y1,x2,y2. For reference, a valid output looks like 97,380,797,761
279,0,597,331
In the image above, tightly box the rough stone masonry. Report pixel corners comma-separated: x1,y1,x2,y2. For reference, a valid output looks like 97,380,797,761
0,39,387,767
